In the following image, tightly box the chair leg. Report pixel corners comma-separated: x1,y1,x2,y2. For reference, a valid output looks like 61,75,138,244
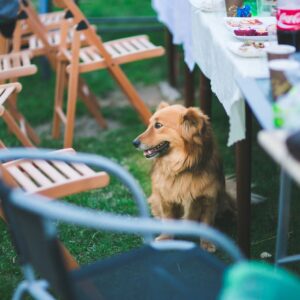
52,60,67,139
6,91,40,145
108,65,152,125
2,109,34,147
78,77,107,129
64,71,79,148
6,106,40,145
59,242,79,270
23,121,40,145
0,205,6,221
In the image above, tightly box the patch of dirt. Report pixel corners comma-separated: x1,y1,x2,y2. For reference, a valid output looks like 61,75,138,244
36,82,183,138
99,82,182,108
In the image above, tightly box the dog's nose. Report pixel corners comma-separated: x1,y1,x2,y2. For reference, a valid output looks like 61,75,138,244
132,139,141,148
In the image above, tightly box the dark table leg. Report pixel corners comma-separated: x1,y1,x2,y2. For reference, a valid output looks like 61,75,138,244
275,169,292,265
199,70,212,118
165,29,178,88
184,64,195,107
235,103,252,258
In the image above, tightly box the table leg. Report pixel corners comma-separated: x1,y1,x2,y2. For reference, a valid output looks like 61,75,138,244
199,70,212,118
235,103,252,258
184,64,195,107
275,169,292,266
165,29,178,88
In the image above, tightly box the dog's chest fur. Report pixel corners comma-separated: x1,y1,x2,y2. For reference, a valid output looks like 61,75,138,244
151,158,221,204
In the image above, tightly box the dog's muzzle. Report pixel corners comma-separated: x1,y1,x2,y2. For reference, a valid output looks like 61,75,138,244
143,141,170,159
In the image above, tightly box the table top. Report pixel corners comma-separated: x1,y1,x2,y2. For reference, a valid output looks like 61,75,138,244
153,0,276,146
190,3,271,80
258,130,300,185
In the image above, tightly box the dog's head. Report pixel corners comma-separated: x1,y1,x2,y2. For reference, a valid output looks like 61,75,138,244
133,102,211,160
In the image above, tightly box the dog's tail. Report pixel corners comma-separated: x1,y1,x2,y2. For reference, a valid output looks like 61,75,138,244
225,174,266,206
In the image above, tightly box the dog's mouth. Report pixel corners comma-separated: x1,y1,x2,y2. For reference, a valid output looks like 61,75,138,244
144,141,170,158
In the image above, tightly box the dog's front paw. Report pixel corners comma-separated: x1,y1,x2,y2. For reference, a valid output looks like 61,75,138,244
200,240,216,253
155,234,173,241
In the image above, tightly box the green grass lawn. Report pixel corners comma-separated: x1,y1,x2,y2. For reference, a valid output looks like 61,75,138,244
1,1,300,299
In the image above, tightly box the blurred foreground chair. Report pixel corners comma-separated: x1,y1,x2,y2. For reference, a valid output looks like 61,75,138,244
0,149,244,300
0,145,110,269
52,0,165,147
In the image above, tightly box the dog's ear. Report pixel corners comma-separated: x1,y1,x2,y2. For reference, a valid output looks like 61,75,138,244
182,107,209,143
156,101,170,111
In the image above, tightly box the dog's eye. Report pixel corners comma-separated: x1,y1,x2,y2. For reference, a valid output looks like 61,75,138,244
154,122,163,129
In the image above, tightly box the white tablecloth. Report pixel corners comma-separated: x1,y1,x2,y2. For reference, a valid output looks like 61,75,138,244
153,0,271,146
190,0,270,146
152,0,195,70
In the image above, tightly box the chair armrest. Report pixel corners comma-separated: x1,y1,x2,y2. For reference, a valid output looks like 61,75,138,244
10,189,245,262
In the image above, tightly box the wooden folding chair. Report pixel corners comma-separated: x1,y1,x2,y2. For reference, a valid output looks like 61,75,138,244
53,0,165,147
0,29,40,145
0,144,110,269
0,82,38,146
14,0,107,132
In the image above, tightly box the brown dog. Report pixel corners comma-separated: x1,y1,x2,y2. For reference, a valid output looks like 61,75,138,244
133,102,235,251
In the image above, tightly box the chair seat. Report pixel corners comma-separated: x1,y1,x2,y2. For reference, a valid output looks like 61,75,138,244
65,35,165,74
2,148,109,198
0,52,37,81
71,245,226,300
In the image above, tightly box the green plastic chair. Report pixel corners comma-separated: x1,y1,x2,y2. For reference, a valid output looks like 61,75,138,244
220,262,300,300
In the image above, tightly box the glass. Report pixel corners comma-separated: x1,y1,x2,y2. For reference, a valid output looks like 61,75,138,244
256,0,277,16
267,23,278,45
285,53,300,85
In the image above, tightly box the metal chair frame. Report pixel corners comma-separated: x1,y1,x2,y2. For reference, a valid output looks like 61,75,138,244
0,149,244,300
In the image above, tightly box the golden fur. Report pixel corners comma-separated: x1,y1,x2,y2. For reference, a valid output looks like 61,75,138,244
133,102,235,251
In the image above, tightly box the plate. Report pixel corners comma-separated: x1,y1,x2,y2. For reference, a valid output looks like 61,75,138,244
232,29,276,41
227,41,269,58
224,17,276,31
